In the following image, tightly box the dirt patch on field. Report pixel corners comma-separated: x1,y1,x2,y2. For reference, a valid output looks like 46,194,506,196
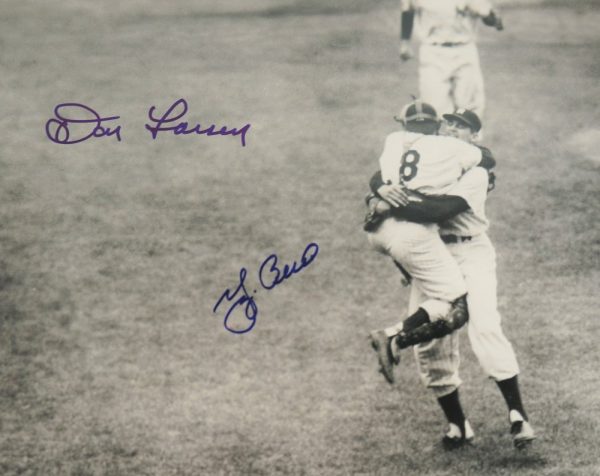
567,129,600,163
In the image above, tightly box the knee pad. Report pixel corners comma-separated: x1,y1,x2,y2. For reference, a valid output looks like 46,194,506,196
447,295,469,330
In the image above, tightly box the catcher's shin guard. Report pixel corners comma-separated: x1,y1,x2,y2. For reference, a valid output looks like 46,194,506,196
396,295,469,349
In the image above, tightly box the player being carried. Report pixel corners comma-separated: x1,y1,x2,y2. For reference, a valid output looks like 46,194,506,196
364,98,494,385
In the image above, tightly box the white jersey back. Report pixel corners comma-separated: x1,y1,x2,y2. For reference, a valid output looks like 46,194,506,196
401,0,494,45
379,131,481,196
441,166,489,236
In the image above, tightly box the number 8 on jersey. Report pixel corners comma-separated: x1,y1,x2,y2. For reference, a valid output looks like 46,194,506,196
400,149,420,182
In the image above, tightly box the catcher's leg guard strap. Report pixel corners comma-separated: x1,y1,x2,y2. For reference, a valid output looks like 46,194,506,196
396,295,469,349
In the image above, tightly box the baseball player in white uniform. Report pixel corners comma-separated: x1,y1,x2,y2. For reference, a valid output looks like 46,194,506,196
365,99,494,384
368,109,535,450
399,0,504,117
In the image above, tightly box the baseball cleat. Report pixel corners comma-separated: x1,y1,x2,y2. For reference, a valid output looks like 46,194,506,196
442,420,474,451
509,410,536,449
369,329,397,384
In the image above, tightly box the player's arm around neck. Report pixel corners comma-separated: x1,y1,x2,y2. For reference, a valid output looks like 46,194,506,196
390,194,469,223
367,169,469,223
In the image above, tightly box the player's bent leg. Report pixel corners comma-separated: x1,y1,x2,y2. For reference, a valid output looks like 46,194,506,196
368,220,467,341
370,220,467,305
396,295,469,349
388,223,467,305
367,221,466,381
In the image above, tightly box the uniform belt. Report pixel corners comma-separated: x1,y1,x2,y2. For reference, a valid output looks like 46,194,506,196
434,42,467,47
441,234,472,244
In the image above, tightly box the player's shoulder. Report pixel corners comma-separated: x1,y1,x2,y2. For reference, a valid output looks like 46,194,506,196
430,135,480,151
385,130,416,140
461,166,489,186
385,130,420,145
437,135,474,146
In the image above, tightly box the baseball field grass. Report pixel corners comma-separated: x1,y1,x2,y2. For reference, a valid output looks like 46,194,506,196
1,0,599,474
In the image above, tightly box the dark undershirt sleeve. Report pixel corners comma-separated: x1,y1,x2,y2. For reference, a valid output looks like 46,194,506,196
401,10,415,40
368,170,470,223
477,145,496,170
369,170,385,194
390,194,469,223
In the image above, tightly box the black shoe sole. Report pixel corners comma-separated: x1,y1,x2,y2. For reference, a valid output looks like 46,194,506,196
514,437,535,450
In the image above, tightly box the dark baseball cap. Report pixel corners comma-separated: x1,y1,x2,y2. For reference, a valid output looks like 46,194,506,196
442,108,482,132
394,100,438,123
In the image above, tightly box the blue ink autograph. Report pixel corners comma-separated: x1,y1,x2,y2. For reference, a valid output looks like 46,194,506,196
146,98,251,147
45,99,251,147
45,103,122,144
213,242,319,334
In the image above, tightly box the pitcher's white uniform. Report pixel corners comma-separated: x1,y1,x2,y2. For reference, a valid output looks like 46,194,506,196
368,130,482,320
401,0,497,116
408,167,520,397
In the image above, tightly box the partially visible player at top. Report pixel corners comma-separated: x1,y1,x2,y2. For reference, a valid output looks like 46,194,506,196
398,0,504,117
365,98,494,384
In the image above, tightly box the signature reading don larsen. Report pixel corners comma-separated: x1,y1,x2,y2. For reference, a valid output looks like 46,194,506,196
213,242,319,334
44,98,251,147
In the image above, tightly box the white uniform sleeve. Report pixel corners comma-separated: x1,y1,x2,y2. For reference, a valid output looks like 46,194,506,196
447,167,488,210
455,140,482,172
467,0,494,17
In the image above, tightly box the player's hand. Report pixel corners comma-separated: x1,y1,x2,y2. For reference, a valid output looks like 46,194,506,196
399,40,413,62
377,184,410,208
374,199,391,214
487,170,496,193
482,10,503,30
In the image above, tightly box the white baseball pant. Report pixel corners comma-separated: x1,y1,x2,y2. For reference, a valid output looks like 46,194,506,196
419,42,485,117
367,218,467,320
411,233,520,397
